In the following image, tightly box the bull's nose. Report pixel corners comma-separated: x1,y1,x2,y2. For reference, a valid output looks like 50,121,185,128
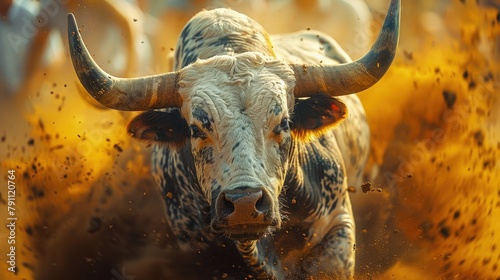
218,188,271,225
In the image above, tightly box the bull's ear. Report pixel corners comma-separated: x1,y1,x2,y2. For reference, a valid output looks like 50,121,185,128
127,109,189,149
291,93,347,140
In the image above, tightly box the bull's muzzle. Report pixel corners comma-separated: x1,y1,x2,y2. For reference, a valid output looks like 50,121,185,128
214,187,277,240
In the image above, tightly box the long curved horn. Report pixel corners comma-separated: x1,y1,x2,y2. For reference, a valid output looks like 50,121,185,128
67,14,182,110
292,0,400,97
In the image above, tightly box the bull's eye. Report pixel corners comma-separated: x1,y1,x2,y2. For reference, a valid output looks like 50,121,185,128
190,124,204,139
280,118,290,131
274,118,290,135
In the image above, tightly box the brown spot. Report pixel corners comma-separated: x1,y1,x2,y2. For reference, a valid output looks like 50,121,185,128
87,216,102,233
473,130,484,146
347,186,357,193
440,226,450,238
442,90,456,109
26,226,33,236
113,144,123,153
462,70,469,79
49,145,64,151
361,182,373,194
403,50,413,60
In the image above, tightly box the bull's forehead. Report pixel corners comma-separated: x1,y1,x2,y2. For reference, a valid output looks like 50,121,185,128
178,53,296,120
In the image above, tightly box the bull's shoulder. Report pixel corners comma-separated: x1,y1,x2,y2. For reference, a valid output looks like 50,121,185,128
271,31,351,65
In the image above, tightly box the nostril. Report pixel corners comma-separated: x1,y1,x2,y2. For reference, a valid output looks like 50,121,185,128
221,194,235,217
255,195,270,213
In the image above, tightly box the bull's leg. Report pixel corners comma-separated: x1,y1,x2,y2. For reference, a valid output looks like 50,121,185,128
299,225,355,279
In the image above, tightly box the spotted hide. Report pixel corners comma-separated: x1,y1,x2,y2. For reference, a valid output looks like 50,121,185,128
67,0,400,278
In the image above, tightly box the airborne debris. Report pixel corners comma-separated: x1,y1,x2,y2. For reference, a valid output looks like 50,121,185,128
361,182,373,194
403,50,413,60
473,130,485,146
113,143,123,152
442,90,456,109
87,216,102,233
360,183,380,194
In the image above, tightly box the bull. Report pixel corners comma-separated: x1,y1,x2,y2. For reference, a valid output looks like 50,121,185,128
67,0,400,278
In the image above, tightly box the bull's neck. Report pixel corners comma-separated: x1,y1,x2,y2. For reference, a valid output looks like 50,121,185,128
283,138,333,222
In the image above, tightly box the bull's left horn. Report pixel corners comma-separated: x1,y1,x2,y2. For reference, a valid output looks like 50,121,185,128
67,14,182,110
292,0,400,97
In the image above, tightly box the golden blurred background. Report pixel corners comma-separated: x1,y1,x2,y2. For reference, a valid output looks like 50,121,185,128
0,0,499,279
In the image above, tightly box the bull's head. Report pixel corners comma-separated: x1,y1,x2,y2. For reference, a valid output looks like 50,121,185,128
67,0,400,240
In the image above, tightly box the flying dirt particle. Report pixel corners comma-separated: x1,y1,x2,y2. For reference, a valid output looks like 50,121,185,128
403,50,413,60
166,192,173,199
361,182,373,194
473,130,485,146
1,135,6,142
442,90,457,109
113,143,123,152
133,18,138,22
407,174,413,178
27,138,35,146
483,71,493,82
49,145,64,151
87,216,102,233
26,226,33,236
440,226,451,238
462,70,469,79
347,186,357,193
22,262,35,272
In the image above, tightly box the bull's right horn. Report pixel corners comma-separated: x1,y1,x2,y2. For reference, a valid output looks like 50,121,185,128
292,0,400,97
68,14,182,110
